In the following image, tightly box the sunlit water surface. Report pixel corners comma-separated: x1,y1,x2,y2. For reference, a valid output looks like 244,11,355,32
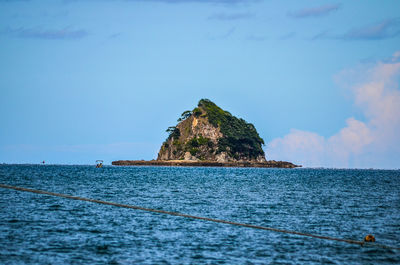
0,165,399,264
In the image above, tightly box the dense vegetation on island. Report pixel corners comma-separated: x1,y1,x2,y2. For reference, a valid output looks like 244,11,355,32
158,99,266,162
197,99,265,159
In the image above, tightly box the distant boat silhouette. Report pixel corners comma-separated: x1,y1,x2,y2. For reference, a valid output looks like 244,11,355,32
96,160,103,168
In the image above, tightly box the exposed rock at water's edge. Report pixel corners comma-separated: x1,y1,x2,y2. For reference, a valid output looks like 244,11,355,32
112,160,300,168
112,99,300,168
157,99,267,163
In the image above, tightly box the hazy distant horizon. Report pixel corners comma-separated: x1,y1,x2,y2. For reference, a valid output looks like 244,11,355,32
1,163,399,172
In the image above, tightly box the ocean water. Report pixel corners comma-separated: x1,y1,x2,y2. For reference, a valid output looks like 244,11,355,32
0,165,399,264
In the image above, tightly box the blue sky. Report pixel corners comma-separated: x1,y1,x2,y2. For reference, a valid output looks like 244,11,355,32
1,0,399,168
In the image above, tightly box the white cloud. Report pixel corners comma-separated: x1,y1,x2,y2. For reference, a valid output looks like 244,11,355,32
266,51,400,169
268,130,325,167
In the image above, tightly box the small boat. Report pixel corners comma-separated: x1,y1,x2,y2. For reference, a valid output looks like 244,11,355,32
96,160,103,168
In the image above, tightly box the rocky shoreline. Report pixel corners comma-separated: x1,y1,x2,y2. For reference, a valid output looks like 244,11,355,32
111,160,301,168
112,99,300,169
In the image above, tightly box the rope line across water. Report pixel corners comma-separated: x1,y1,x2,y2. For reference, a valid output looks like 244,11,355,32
1,183,399,251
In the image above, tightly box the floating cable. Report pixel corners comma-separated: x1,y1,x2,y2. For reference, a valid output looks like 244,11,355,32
1,183,399,251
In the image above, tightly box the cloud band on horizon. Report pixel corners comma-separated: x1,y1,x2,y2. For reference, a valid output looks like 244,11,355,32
266,51,400,169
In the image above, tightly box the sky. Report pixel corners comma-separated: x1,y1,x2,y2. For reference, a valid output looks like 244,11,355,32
1,0,399,168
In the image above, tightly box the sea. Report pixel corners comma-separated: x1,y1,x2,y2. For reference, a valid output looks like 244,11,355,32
0,165,399,264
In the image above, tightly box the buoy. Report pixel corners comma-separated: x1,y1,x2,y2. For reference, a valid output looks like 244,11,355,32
364,234,375,242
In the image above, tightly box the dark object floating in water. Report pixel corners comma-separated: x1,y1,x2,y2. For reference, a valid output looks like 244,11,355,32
364,234,375,242
96,160,103,168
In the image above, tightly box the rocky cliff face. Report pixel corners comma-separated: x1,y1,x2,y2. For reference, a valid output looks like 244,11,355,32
157,99,266,163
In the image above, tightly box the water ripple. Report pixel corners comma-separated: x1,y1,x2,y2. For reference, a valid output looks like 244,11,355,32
0,165,399,264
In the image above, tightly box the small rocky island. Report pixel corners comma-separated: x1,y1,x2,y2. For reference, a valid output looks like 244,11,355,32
112,99,300,168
